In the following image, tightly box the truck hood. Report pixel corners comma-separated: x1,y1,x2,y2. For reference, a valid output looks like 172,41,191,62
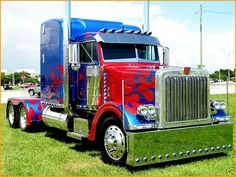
104,63,162,108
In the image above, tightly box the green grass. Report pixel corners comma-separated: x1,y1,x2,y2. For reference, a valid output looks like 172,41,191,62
1,94,235,176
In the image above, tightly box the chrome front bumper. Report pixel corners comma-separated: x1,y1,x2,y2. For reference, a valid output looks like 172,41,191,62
126,123,233,166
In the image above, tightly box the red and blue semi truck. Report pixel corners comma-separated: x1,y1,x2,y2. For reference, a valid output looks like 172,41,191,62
6,4,232,166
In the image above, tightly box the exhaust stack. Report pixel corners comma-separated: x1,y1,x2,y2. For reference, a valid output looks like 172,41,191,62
144,1,149,32
63,0,71,111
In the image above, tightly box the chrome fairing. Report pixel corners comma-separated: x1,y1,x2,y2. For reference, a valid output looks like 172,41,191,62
86,66,101,106
155,68,211,129
126,123,233,166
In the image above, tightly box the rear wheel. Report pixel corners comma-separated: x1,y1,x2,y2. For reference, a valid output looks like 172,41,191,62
6,102,18,128
99,116,127,165
19,104,30,131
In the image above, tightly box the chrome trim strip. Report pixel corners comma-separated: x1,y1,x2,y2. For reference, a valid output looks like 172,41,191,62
102,58,160,63
122,80,125,131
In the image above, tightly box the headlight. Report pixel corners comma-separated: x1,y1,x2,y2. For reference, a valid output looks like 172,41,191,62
220,101,226,109
213,101,221,109
148,105,156,115
212,100,226,110
137,106,148,116
137,105,156,117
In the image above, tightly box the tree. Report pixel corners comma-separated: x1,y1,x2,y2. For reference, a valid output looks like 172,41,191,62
209,69,235,81
1,71,39,86
1,73,12,85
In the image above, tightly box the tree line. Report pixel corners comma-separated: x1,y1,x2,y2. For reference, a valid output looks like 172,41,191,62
209,69,235,81
1,71,39,86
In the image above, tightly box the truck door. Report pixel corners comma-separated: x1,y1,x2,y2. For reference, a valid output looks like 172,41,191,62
78,41,100,107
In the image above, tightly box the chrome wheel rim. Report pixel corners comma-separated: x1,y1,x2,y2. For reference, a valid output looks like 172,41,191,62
104,125,125,161
8,104,14,125
20,107,27,129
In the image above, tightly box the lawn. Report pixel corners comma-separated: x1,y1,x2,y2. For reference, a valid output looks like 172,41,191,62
1,94,235,176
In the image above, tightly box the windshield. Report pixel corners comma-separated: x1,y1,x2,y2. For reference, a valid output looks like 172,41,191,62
101,43,159,61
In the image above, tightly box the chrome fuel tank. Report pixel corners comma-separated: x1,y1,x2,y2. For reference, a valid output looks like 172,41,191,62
42,106,69,131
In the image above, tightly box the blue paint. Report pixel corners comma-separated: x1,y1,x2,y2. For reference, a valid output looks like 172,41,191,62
40,18,140,105
211,109,227,119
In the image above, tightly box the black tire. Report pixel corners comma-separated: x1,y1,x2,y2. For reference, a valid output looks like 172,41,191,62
19,104,30,131
6,102,19,128
28,89,35,96
99,116,127,165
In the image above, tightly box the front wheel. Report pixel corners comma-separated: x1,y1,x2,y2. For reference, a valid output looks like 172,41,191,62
100,117,127,165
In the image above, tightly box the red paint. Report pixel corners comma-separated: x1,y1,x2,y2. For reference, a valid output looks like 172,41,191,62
88,102,122,141
29,99,37,104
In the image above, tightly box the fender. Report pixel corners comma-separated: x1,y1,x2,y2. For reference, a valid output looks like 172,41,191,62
88,102,122,141
8,97,45,126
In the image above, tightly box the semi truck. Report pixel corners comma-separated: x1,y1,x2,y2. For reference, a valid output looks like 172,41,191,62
6,2,232,166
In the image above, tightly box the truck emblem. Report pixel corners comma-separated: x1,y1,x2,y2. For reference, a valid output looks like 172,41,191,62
184,67,191,75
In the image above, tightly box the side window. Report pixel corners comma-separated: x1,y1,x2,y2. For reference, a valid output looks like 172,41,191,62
80,41,98,63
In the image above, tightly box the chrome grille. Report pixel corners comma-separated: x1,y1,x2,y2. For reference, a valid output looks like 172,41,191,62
165,76,208,123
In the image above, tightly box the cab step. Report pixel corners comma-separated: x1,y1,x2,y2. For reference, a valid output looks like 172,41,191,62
67,132,88,140
67,117,89,140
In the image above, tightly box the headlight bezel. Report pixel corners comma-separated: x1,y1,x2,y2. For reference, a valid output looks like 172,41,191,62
137,104,157,121
137,106,148,116
212,100,226,110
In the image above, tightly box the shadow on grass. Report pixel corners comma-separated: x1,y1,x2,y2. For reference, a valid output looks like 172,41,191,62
126,153,227,172
70,141,100,157
28,122,47,133
44,127,100,157
45,127,78,144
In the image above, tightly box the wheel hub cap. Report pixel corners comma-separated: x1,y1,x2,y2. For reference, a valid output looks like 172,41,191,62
8,104,14,125
104,125,125,161
20,107,27,129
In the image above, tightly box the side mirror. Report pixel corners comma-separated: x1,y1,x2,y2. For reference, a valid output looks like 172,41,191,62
69,43,80,71
158,45,169,67
163,47,169,67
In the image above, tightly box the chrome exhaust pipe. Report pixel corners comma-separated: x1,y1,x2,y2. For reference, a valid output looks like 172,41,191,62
63,0,71,115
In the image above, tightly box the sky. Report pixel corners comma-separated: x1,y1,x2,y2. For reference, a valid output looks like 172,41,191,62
1,1,235,74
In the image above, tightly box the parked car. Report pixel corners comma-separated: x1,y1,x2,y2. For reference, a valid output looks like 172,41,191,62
19,83,35,89
3,84,13,90
28,84,40,96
